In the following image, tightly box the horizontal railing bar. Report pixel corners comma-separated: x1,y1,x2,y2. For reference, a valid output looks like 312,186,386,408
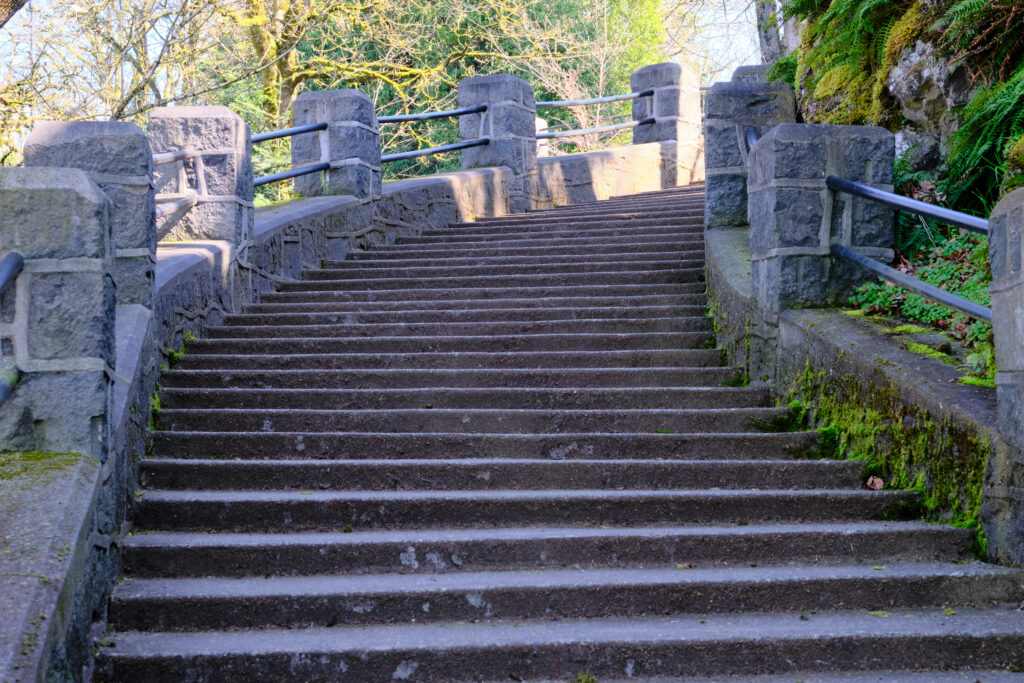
831,243,992,322
827,176,989,235
154,194,199,218
251,122,328,144
0,252,24,298
254,162,331,187
380,138,490,163
537,118,655,140
152,148,195,166
537,90,654,108
378,105,487,123
0,366,19,410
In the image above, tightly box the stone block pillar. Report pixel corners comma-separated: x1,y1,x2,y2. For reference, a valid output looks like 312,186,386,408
989,189,1024,450
747,123,895,379
147,106,254,245
0,168,115,460
704,80,796,229
458,74,537,213
629,62,704,185
291,90,381,201
23,122,155,308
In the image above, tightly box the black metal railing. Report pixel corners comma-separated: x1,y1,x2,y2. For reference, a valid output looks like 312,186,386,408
536,90,654,108
0,252,24,410
251,122,328,144
378,105,489,165
535,90,656,140
826,176,989,235
251,122,331,187
380,138,490,164
537,118,655,140
378,105,486,124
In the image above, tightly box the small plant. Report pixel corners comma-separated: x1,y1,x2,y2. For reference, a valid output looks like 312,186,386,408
571,672,598,683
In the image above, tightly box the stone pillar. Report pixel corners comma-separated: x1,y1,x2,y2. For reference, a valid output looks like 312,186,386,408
291,90,381,202
989,189,1024,450
23,122,155,308
704,80,796,229
0,168,115,460
630,62,704,186
458,74,537,213
747,123,895,379
147,106,254,245
732,64,771,83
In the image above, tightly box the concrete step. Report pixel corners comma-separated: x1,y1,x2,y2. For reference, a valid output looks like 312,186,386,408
94,608,1024,682
120,521,978,579
277,268,705,292
302,258,702,280
259,282,705,304
159,386,769,411
437,214,702,233
400,224,701,245
479,203,705,221
225,305,708,326
130,488,919,533
138,458,860,492
108,562,1022,633
171,349,726,371
244,293,707,314
181,331,715,355
154,406,789,434
324,249,704,270
150,430,821,461
349,239,701,260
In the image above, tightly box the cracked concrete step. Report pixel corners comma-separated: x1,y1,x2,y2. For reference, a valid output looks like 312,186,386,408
181,331,715,355
302,258,703,280
155,406,788,434
119,521,978,579
245,293,706,314
97,608,1024,681
225,305,708,326
159,367,744,391
259,284,705,304
400,225,701,245
130,488,919,533
278,268,705,292
324,249,704,270
159,386,768,410
150,430,821,461
138,458,860,492
349,239,701,260
171,349,726,371
107,563,1024,633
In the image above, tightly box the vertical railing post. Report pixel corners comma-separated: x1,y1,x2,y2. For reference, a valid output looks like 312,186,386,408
989,190,1024,451
0,168,115,460
23,122,156,309
747,123,895,381
704,78,796,230
630,62,704,185
457,74,538,213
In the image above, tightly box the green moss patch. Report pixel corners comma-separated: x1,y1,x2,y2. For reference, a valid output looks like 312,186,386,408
0,452,79,483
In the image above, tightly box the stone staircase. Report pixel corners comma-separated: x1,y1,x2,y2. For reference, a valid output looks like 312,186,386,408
96,186,1024,681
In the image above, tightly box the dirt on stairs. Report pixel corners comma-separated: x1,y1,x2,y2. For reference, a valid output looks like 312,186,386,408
96,185,1024,681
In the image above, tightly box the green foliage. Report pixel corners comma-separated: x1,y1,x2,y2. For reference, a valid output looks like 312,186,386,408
892,149,942,256
766,53,798,89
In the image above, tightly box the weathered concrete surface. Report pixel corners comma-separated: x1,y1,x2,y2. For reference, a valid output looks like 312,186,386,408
630,62,705,184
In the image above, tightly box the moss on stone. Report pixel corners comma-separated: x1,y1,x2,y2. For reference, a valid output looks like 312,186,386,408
958,375,996,388
0,452,79,483
900,340,957,364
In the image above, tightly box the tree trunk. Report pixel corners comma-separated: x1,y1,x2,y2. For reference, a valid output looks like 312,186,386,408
756,0,782,64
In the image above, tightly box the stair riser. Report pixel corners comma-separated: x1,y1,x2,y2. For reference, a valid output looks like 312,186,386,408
140,458,845,491
302,260,702,280
94,632,1024,682
277,270,704,292
150,431,820,461
131,491,916,533
472,205,705,221
204,318,710,339
159,387,766,411
182,332,714,355
260,283,703,303
400,226,702,245
155,407,784,434
245,294,707,313
224,306,708,326
350,240,702,260
121,526,975,579
171,350,726,371
434,215,703,233
325,250,704,269
108,572,1019,632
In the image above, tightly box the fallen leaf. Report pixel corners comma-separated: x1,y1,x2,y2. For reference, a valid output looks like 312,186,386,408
872,565,886,570
869,610,890,617
865,476,884,490
676,562,695,569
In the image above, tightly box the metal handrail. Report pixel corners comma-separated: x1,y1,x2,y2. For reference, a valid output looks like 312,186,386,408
381,138,490,164
0,252,24,297
251,122,329,144
831,244,992,321
537,118,655,140
254,161,331,187
152,148,195,166
155,194,199,218
827,176,989,235
537,90,654,108
378,105,487,124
